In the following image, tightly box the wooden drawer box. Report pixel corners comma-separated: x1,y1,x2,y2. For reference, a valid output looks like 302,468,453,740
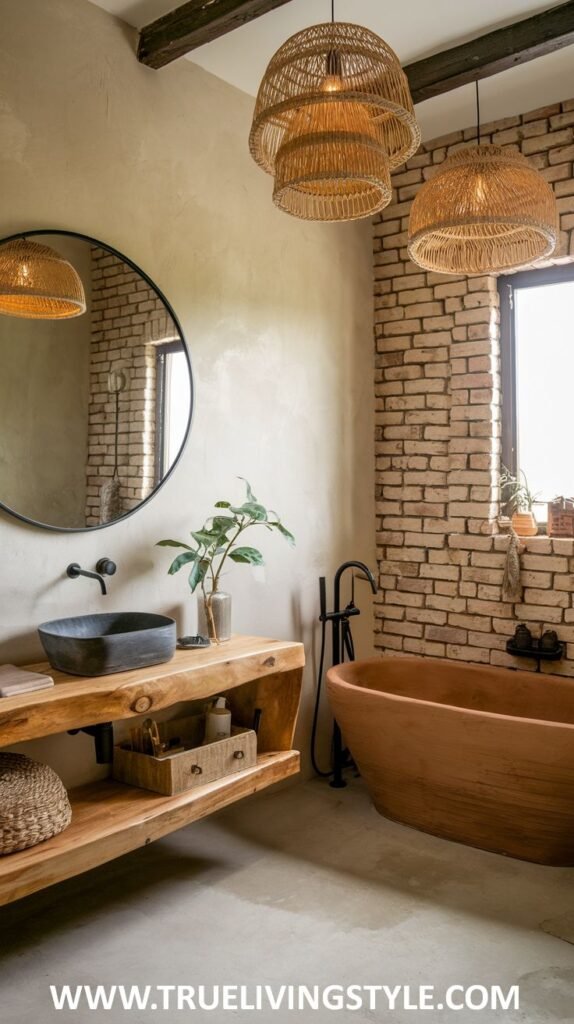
114,722,257,796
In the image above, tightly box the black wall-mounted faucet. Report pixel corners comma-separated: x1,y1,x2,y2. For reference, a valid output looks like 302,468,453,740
66,558,117,596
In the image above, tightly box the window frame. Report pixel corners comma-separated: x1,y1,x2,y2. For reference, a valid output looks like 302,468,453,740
154,340,186,486
499,262,574,478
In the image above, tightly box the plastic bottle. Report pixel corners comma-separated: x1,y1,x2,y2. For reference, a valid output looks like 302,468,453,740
204,696,232,743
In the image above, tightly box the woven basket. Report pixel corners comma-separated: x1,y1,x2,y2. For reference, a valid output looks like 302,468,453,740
408,144,558,274
249,21,419,222
0,753,72,855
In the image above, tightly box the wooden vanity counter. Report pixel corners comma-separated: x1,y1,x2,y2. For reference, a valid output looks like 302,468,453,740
0,635,304,905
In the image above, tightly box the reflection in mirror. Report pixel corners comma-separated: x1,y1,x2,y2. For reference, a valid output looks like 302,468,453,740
0,238,87,319
0,233,192,531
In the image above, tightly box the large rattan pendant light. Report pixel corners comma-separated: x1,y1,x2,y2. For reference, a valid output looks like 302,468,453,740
0,238,86,319
408,83,558,275
249,2,420,222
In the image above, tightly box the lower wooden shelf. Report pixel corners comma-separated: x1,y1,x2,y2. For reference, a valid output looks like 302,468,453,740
0,750,299,907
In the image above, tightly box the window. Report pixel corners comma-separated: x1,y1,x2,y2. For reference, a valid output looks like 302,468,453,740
155,341,191,484
500,264,574,523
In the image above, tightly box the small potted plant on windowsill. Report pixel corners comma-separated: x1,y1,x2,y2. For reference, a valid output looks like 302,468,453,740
500,466,539,537
157,479,295,643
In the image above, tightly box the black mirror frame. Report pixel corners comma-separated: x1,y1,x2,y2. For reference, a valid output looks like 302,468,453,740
0,228,194,533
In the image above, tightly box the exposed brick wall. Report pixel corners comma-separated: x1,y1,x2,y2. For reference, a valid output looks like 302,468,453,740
86,248,178,525
373,99,574,677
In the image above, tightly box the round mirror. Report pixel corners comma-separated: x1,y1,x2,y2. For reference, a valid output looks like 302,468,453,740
0,231,192,531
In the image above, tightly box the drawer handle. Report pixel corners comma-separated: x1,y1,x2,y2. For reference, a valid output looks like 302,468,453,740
190,764,203,775
234,750,245,760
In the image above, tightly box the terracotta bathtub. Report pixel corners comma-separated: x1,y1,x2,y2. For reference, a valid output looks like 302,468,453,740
327,656,574,865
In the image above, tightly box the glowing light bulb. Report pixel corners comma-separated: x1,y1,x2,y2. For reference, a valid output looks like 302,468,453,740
323,47,343,92
322,74,343,93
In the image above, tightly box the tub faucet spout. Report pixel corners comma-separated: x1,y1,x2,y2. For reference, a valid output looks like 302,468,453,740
335,561,377,601
333,560,377,619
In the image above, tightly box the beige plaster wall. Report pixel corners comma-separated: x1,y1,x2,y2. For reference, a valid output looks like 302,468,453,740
0,235,91,527
0,0,375,785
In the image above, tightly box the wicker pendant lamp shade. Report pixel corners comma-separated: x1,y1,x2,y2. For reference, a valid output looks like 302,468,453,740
0,239,86,319
408,145,558,275
249,22,420,222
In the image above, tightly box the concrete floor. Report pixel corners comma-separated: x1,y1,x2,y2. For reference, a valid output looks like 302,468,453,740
1,778,573,1023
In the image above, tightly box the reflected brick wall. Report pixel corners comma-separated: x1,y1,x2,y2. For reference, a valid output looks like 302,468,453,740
85,248,175,525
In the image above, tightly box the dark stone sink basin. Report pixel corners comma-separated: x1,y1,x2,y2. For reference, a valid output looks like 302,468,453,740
38,612,177,677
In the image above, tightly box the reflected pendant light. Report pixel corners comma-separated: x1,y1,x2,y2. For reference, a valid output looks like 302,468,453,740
408,83,558,275
0,238,86,319
249,3,420,222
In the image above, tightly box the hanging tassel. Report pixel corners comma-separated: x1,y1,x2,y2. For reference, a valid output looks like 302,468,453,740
502,528,525,603
99,475,122,524
99,372,125,524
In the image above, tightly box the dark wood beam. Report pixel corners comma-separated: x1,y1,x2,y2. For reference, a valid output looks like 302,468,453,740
138,0,294,69
405,1,574,104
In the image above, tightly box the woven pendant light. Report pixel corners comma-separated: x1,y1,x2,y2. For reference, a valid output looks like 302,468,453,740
408,144,558,276
0,238,86,319
249,21,420,222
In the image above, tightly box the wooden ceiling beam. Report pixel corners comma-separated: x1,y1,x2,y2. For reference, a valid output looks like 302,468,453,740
138,0,294,69
405,1,574,104
138,0,574,102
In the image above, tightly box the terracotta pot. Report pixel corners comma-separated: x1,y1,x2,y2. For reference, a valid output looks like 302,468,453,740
511,511,537,537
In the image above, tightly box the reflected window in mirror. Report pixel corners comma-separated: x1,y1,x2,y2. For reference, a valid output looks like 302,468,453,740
155,342,192,485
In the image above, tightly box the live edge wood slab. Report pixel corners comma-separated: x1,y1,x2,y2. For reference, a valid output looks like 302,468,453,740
0,635,304,745
0,635,304,906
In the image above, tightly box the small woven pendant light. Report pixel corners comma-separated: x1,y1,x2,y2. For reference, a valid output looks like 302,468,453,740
0,238,86,319
408,84,558,275
249,16,420,222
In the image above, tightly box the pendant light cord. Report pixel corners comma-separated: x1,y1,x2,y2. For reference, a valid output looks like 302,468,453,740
331,0,335,22
476,79,481,146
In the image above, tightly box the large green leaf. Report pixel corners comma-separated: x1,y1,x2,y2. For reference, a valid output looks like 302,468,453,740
275,522,295,547
238,477,257,503
229,546,265,566
210,515,237,534
157,539,193,550
214,500,231,508
246,503,268,521
168,550,198,575
191,529,221,548
189,558,209,593
230,502,268,522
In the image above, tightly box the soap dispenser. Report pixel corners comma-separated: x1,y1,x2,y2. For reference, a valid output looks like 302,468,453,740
204,696,232,743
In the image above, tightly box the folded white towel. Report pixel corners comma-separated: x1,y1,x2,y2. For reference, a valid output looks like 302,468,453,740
0,664,54,698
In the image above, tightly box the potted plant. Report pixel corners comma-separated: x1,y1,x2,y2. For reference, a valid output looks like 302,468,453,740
500,466,539,537
158,479,294,643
